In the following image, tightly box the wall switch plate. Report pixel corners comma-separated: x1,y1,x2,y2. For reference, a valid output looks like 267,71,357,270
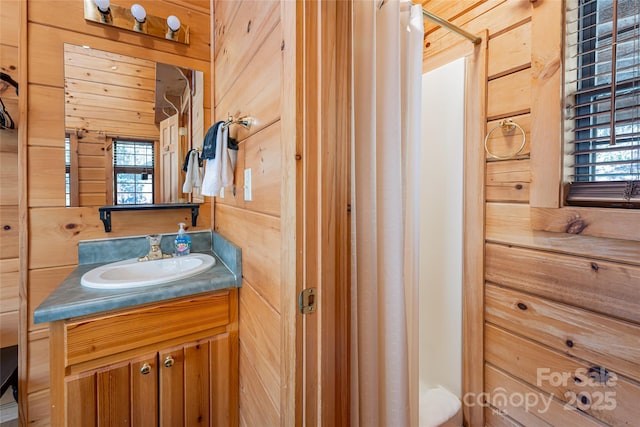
219,187,225,198
244,168,252,201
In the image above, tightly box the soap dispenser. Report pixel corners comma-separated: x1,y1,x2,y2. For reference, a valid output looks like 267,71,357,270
174,223,191,256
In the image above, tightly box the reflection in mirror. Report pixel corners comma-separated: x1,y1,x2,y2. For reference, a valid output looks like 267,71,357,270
63,43,204,207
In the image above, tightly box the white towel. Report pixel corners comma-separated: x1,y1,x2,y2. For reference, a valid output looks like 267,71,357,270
201,125,235,196
182,150,202,193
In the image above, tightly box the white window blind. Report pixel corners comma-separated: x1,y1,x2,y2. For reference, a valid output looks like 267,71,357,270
565,0,640,207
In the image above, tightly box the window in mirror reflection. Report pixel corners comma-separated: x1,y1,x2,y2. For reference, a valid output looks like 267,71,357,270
113,139,155,205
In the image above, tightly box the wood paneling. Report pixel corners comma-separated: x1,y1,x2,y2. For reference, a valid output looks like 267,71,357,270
64,44,159,139
429,6,634,408
239,281,281,407
0,311,18,347
486,202,640,266
26,389,50,426
0,277,18,314
0,151,18,206
28,0,211,62
529,0,563,208
215,122,282,216
212,0,242,58
215,204,281,313
27,336,49,393
487,20,531,79
238,347,280,427
0,259,19,312
486,284,640,383
214,1,300,423
483,408,521,427
213,1,279,100
27,146,66,207
486,324,640,427
531,206,640,242
0,205,19,259
486,68,531,120
485,364,603,427
424,0,531,60
28,205,211,270
28,266,76,332
27,85,65,148
214,22,282,141
486,159,530,203
26,20,211,97
0,0,19,47
485,242,640,324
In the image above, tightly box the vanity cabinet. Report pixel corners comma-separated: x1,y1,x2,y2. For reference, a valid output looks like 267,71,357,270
49,290,238,427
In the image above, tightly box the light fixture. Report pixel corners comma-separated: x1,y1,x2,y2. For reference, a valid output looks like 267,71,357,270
131,4,146,32
83,0,190,44
166,15,181,40
93,0,111,23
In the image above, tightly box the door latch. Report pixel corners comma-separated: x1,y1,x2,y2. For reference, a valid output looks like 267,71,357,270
299,288,317,314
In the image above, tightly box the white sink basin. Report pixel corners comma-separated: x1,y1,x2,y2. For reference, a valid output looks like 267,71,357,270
81,253,216,289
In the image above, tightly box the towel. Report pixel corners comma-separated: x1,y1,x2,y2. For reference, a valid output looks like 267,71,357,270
182,149,202,193
201,121,223,159
201,124,235,196
182,148,203,172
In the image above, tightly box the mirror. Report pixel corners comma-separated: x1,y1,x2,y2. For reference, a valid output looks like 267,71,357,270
63,43,204,207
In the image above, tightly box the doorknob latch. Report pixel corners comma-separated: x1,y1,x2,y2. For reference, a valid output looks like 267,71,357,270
298,288,317,315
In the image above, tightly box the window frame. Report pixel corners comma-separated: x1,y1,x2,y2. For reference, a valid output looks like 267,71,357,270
564,0,640,207
529,0,639,242
112,138,156,205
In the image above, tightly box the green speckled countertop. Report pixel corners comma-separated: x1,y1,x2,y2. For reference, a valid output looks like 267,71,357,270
34,231,241,324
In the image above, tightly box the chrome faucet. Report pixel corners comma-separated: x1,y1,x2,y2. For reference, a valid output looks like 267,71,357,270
138,235,172,262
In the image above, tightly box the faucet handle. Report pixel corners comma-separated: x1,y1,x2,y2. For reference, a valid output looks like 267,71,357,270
146,234,161,246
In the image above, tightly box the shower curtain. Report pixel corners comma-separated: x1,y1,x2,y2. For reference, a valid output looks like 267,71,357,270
351,0,424,425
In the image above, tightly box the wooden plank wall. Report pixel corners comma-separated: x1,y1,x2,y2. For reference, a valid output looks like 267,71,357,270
21,1,212,424
64,43,159,139
423,1,640,426
212,1,297,425
0,0,20,350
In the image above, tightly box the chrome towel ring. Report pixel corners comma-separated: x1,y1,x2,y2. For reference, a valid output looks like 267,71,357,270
484,119,526,160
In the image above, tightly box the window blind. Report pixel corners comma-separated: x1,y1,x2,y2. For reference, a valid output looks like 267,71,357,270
112,140,155,205
565,0,640,207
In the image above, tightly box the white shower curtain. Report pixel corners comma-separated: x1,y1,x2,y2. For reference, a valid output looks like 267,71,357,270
351,1,424,426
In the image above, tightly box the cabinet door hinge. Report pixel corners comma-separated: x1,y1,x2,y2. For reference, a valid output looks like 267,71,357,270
298,288,317,314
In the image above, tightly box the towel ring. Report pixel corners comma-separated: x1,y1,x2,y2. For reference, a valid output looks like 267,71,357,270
484,119,526,160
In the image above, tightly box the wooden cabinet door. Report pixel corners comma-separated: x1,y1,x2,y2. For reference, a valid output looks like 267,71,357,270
159,345,185,426
184,341,210,426
210,332,238,427
130,354,159,427
66,353,158,427
159,340,212,426
66,371,97,427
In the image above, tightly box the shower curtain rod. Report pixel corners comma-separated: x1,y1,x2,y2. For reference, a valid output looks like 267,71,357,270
421,8,481,45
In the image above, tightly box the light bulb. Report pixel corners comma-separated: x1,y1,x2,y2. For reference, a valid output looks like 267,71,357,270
93,0,110,13
131,4,146,23
167,15,181,32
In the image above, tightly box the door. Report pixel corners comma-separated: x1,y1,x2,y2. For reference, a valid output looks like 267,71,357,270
159,114,179,203
65,353,158,427
299,1,351,425
159,340,211,426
